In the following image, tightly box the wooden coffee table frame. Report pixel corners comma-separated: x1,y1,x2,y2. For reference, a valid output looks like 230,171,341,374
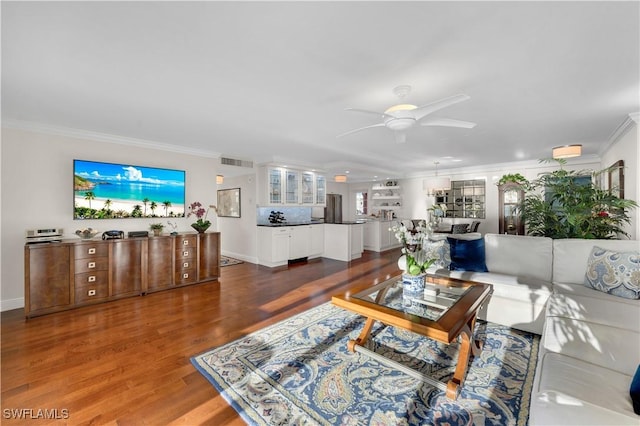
332,275,492,399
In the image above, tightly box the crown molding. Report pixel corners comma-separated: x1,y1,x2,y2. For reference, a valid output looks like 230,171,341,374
1,119,221,159
601,113,638,156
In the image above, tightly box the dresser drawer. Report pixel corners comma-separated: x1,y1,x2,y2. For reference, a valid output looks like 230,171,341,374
176,235,197,249
74,270,109,288
175,247,196,259
176,259,195,270
73,243,109,260
174,269,197,285
74,282,109,304
74,257,109,274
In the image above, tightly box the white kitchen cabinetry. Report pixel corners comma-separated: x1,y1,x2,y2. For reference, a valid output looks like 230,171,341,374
323,224,363,262
371,183,402,213
309,224,324,258
363,220,401,252
258,166,326,206
289,225,311,259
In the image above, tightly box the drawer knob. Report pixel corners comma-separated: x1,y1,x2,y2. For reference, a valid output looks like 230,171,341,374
88,248,96,255
183,240,189,246
88,289,96,296
88,262,96,269
88,276,96,283
183,262,189,268
183,273,189,279
183,251,189,257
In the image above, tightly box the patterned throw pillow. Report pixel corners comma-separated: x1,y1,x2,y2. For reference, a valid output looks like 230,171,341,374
584,246,640,300
424,239,450,269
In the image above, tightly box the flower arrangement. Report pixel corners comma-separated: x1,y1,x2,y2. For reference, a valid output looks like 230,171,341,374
429,203,448,217
390,220,437,276
187,201,217,232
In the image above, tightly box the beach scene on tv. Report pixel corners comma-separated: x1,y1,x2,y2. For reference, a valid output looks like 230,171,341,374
74,160,186,219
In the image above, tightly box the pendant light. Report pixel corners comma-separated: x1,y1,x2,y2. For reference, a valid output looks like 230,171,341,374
423,162,451,195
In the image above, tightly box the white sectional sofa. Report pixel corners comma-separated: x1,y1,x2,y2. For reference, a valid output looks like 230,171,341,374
420,233,639,424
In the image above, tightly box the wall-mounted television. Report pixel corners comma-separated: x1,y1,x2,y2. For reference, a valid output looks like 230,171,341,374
74,159,185,219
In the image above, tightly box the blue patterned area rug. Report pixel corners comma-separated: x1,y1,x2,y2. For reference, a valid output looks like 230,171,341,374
191,302,539,425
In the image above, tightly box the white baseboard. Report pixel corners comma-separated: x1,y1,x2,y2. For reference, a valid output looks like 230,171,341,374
1,297,24,312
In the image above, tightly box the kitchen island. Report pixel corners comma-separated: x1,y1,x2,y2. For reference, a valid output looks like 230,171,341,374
363,219,401,252
323,222,364,262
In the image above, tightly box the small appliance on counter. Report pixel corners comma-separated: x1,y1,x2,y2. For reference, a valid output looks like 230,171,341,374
25,228,63,244
268,211,286,224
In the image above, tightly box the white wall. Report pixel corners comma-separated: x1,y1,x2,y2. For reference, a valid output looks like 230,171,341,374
600,122,638,239
1,127,221,310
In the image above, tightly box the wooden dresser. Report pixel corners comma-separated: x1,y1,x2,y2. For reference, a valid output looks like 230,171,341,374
24,232,220,318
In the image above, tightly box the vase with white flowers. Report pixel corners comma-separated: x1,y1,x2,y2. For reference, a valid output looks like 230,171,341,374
390,220,437,293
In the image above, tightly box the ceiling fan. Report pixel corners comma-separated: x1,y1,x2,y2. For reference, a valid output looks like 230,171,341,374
338,85,476,143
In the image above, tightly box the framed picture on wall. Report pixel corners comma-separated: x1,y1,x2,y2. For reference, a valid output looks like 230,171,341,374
217,188,241,218
608,160,624,199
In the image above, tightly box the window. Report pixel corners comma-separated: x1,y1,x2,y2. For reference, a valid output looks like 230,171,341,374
356,191,368,216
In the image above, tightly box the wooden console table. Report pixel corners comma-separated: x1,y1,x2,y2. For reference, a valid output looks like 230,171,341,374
24,232,220,318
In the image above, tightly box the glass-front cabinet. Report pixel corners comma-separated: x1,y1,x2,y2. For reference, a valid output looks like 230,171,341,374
498,182,525,235
259,166,326,206
268,168,282,204
301,172,314,204
315,175,326,205
285,170,299,204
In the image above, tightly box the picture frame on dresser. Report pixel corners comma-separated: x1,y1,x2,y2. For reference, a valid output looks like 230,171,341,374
608,160,624,199
217,188,241,218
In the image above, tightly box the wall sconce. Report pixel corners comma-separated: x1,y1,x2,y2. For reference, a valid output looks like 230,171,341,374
552,144,582,159
216,175,224,184
423,162,451,195
334,175,347,183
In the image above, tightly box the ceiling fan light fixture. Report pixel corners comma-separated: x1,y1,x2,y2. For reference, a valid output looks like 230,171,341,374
552,144,582,159
384,103,417,114
334,174,347,183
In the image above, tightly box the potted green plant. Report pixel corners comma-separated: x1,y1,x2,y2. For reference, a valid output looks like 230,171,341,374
149,223,164,237
521,160,637,239
496,173,528,187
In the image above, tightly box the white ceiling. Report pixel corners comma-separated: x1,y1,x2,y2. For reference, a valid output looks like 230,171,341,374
2,1,639,181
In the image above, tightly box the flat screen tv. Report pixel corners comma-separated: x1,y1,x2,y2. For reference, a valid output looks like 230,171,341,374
74,159,185,219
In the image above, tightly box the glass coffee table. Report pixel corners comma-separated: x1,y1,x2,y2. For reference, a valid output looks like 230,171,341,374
332,274,492,399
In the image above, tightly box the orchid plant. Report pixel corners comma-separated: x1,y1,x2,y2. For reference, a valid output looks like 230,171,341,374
390,220,437,275
187,201,217,228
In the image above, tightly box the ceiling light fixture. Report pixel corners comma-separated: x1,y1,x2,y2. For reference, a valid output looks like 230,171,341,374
334,175,347,183
423,162,451,195
552,144,582,159
216,175,224,184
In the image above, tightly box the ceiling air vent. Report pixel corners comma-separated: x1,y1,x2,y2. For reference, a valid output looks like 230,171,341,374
220,157,254,168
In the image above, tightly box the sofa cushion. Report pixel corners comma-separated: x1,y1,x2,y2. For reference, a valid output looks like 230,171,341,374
553,239,640,286
542,314,640,376
584,246,640,299
484,234,553,282
447,237,488,272
547,292,640,333
530,352,639,425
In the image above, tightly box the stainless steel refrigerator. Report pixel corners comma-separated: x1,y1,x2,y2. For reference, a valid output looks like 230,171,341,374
324,194,342,223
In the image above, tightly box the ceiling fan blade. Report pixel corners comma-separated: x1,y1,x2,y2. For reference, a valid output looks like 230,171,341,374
413,94,471,121
394,131,407,143
420,118,477,129
337,123,386,138
345,108,395,120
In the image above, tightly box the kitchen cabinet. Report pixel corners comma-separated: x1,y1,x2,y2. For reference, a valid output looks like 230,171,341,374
323,223,363,262
309,224,324,258
24,233,220,318
290,225,311,259
258,166,326,206
363,220,401,252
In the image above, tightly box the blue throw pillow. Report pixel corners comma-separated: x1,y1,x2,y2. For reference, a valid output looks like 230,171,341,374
447,237,488,272
631,364,640,415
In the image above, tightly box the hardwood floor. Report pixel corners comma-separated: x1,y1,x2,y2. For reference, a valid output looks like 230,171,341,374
1,249,402,425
